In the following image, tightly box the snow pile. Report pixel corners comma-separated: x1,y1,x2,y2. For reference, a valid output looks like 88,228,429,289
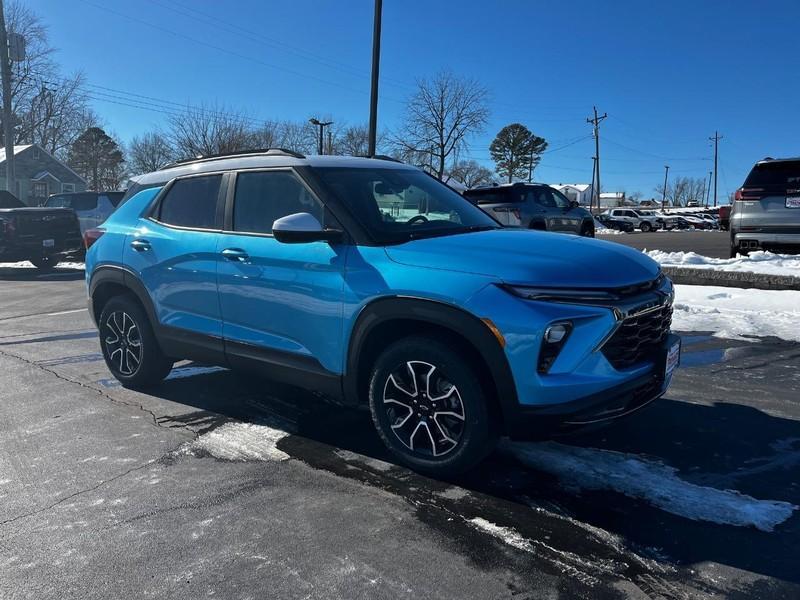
648,250,800,276
0,261,85,270
504,441,797,531
179,422,290,462
672,285,800,342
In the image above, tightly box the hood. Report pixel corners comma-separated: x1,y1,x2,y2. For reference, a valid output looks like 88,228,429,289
384,229,660,288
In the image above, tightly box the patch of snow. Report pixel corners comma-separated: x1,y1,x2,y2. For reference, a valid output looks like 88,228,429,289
166,365,227,381
648,250,800,277
0,261,85,270
672,284,800,342
504,441,797,532
594,219,627,236
469,517,534,553
178,422,290,462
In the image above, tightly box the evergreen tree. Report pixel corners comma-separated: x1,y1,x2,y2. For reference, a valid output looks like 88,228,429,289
67,127,125,190
489,124,547,183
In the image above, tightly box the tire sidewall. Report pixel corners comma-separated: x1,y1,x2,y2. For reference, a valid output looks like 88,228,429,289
368,336,494,475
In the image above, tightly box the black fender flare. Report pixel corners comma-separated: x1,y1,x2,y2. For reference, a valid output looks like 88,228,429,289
344,297,519,429
88,265,159,328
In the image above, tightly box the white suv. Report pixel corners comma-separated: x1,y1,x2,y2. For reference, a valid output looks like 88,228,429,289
603,208,661,232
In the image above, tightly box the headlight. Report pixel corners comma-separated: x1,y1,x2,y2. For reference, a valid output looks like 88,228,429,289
501,284,620,304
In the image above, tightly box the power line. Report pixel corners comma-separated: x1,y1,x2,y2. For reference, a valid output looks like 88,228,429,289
586,106,607,212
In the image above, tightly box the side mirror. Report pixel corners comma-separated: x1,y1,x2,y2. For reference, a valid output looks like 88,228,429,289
272,212,343,244
569,200,579,209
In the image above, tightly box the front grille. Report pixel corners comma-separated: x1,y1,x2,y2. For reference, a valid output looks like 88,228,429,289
602,303,673,370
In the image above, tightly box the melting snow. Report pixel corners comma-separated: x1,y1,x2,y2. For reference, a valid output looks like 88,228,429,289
504,441,797,532
672,285,800,342
179,422,290,462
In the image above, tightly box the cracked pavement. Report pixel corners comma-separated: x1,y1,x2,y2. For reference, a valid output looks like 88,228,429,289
1,266,799,599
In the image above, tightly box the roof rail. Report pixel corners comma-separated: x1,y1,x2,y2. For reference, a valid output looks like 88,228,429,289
369,154,402,163
164,147,306,169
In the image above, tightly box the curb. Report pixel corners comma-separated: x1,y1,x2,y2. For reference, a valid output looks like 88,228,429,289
662,266,800,291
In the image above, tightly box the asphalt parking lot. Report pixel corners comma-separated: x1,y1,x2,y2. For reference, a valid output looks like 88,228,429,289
1,264,799,599
597,230,731,258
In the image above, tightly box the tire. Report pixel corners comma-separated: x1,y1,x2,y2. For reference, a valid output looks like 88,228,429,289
640,221,652,232
580,223,595,237
98,295,173,389
368,336,497,476
30,255,60,271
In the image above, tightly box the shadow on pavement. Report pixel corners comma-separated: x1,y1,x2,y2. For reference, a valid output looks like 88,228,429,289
136,359,800,585
0,265,85,282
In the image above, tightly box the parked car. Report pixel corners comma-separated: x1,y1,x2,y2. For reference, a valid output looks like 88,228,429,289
675,213,711,229
731,157,800,256
718,205,731,230
463,183,595,236
0,191,83,269
602,208,662,232
660,215,693,230
595,214,634,232
86,150,679,476
44,191,124,235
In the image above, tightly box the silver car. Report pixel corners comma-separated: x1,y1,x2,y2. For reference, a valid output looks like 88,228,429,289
731,157,800,256
44,191,124,235
463,183,595,236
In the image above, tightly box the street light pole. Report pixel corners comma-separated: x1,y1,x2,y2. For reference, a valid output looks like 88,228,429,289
367,0,382,156
309,118,333,155
661,165,670,211
0,0,15,195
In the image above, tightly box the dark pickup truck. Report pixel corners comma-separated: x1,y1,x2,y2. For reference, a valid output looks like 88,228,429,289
0,191,83,269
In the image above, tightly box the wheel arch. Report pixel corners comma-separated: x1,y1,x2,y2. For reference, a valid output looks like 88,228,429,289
344,297,519,433
89,265,158,328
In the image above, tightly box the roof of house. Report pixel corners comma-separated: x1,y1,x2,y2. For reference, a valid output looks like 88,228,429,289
32,170,59,181
550,183,593,192
0,144,33,163
599,192,625,198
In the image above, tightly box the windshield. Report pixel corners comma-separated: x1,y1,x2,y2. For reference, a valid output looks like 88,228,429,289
316,167,500,243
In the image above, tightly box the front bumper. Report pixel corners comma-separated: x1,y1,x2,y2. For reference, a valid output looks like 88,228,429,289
504,333,680,439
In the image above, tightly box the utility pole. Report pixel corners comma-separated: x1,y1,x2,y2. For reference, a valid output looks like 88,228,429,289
309,118,333,155
706,170,712,206
527,147,534,183
367,0,382,157
709,131,722,207
589,156,597,214
586,106,607,212
0,0,15,196
661,165,670,211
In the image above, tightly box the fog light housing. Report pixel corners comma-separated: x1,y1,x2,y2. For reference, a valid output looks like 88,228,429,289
538,322,573,374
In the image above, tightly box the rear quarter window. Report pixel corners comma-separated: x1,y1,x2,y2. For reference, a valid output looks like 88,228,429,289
464,189,515,204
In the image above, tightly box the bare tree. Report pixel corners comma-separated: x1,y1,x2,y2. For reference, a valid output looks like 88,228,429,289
127,131,175,175
447,160,494,188
394,71,489,180
168,103,253,159
2,1,92,156
655,176,706,207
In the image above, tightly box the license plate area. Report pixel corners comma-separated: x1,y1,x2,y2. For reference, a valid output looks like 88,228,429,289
42,238,55,248
665,339,681,378
786,197,800,208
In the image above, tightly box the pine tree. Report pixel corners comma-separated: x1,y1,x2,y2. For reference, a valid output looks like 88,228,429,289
67,127,125,190
489,124,548,183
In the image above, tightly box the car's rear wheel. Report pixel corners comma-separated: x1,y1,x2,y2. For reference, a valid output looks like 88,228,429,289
99,295,173,389
640,221,652,232
368,336,497,476
30,255,59,271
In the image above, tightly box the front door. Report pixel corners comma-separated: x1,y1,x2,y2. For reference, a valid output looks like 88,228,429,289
216,169,347,375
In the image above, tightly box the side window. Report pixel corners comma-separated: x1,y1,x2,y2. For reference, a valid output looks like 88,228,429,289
71,193,99,211
550,189,571,209
535,189,556,208
626,210,637,218
158,174,222,229
233,171,323,234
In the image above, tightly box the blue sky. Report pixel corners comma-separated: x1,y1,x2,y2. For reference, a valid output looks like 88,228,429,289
35,0,800,201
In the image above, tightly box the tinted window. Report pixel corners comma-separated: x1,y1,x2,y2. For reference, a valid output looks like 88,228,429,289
105,192,125,207
316,167,498,244
744,161,800,190
551,189,571,209
534,189,556,208
158,175,221,229
464,188,519,205
233,171,322,234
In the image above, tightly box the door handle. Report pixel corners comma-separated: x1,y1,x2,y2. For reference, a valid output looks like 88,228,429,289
130,239,151,252
221,248,250,262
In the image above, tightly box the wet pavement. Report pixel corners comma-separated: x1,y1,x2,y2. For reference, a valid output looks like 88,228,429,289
1,268,799,598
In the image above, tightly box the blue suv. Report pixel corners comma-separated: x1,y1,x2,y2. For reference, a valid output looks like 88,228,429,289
86,150,680,475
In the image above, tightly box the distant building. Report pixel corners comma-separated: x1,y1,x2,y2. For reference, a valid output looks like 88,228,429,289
639,198,660,207
0,144,87,206
598,192,626,207
549,183,594,206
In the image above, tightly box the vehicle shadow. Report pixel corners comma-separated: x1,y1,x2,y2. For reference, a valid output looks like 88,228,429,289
142,363,800,584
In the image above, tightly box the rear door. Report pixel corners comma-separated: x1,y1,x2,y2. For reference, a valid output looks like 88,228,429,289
123,173,226,340
216,168,346,374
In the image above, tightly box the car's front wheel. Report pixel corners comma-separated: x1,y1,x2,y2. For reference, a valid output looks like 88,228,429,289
99,295,173,389
640,221,652,232
368,336,496,476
